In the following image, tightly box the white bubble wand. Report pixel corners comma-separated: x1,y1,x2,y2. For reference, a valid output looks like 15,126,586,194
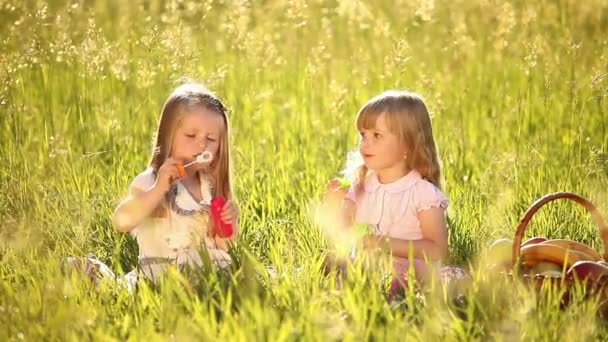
184,151,213,168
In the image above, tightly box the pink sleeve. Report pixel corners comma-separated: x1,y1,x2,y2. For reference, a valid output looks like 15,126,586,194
415,181,449,212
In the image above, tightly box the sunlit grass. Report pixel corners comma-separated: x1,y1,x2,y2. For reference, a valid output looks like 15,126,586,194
1,0,608,339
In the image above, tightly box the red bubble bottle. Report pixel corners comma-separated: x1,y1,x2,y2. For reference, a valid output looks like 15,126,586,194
210,196,233,238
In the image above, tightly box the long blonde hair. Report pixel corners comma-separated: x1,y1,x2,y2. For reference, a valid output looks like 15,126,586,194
355,90,443,192
149,83,234,212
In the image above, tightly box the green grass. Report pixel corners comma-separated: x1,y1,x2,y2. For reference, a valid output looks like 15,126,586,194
1,0,608,339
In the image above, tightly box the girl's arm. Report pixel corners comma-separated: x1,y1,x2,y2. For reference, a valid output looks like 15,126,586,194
112,159,181,232
217,199,239,244
111,185,166,233
365,207,448,260
324,179,355,229
342,199,356,229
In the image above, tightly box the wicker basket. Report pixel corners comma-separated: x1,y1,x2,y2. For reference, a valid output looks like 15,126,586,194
510,192,608,301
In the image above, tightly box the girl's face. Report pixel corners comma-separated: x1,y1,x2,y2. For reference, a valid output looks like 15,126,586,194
171,106,224,171
358,113,409,176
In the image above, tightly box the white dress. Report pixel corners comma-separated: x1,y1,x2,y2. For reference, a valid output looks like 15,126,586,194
129,168,232,282
63,168,233,291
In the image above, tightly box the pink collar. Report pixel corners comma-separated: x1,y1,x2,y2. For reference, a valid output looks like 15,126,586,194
364,170,422,193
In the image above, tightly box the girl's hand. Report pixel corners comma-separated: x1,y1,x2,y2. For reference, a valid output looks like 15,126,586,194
362,234,388,252
324,178,350,209
362,234,379,250
154,158,183,193
221,200,240,226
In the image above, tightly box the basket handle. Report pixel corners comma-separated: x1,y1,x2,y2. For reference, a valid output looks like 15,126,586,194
512,192,608,266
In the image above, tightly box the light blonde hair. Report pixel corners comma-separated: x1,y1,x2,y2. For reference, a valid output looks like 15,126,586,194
149,83,234,215
355,90,443,193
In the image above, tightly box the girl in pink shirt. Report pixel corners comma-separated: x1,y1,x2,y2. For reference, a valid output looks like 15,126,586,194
338,90,450,288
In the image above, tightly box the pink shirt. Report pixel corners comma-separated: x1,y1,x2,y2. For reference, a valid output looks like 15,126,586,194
345,170,448,241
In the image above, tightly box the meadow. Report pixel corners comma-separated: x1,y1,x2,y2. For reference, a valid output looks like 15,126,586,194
1,0,608,340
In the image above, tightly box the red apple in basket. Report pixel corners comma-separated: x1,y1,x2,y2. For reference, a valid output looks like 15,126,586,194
566,261,608,282
521,236,548,247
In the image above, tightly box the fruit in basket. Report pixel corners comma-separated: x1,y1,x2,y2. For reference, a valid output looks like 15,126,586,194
529,261,564,275
521,237,548,247
520,243,596,269
539,239,602,261
486,238,514,265
539,270,564,278
566,261,608,282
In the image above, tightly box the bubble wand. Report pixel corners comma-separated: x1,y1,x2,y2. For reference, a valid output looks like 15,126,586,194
176,151,213,177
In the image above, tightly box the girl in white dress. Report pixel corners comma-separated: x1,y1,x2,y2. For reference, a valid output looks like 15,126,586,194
66,83,239,290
